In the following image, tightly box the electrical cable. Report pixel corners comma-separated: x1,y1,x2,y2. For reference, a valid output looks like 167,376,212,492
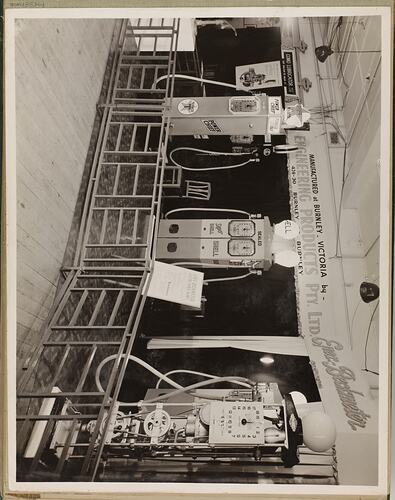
363,368,379,376
326,17,342,48
164,207,250,219
169,147,257,172
349,299,363,349
155,369,252,389
363,301,379,376
336,30,350,90
334,144,348,257
327,141,347,260
152,74,253,94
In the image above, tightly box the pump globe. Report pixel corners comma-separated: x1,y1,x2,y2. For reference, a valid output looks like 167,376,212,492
302,411,336,452
274,220,300,240
273,249,299,267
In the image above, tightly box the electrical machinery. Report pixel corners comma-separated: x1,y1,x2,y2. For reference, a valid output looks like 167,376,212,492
33,379,335,469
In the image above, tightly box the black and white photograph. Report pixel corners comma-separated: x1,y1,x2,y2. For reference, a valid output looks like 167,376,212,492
4,6,392,495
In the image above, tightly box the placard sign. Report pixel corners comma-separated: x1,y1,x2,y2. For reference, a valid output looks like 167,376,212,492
147,261,203,308
287,130,377,434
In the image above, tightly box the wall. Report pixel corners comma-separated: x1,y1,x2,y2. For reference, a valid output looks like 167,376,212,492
326,16,381,386
15,19,115,374
294,16,381,382
331,16,381,255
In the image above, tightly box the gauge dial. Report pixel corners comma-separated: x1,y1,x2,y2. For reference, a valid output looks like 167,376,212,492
209,401,265,444
229,220,255,237
229,96,261,114
228,239,255,256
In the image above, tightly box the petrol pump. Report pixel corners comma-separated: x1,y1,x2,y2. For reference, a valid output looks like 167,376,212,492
165,94,309,139
157,92,310,272
157,216,300,271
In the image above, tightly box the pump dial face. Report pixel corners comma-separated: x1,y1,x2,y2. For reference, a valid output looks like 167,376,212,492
229,220,255,237
228,239,255,256
229,96,261,114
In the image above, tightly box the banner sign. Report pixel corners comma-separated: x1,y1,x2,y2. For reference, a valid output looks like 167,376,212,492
235,61,282,91
282,49,298,96
287,130,377,437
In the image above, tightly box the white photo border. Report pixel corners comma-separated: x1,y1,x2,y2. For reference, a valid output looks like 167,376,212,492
4,5,393,495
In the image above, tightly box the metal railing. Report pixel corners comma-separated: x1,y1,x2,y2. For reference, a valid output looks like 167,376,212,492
17,18,179,481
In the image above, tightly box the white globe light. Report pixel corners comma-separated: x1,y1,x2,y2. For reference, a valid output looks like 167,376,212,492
259,355,274,365
274,220,300,240
302,411,336,452
289,391,308,405
273,250,299,267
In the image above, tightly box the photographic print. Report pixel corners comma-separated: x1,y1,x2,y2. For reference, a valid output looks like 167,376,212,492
4,6,392,496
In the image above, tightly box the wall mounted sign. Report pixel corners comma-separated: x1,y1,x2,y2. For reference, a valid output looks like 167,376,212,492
282,49,299,97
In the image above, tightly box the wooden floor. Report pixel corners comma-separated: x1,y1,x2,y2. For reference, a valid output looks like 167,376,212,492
16,19,116,374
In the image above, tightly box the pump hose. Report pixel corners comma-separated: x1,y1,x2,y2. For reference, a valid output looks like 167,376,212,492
152,73,253,94
155,369,252,389
169,147,257,171
95,354,254,406
164,207,250,219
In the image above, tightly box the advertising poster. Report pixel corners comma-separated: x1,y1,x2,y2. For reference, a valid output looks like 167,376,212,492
235,60,282,90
